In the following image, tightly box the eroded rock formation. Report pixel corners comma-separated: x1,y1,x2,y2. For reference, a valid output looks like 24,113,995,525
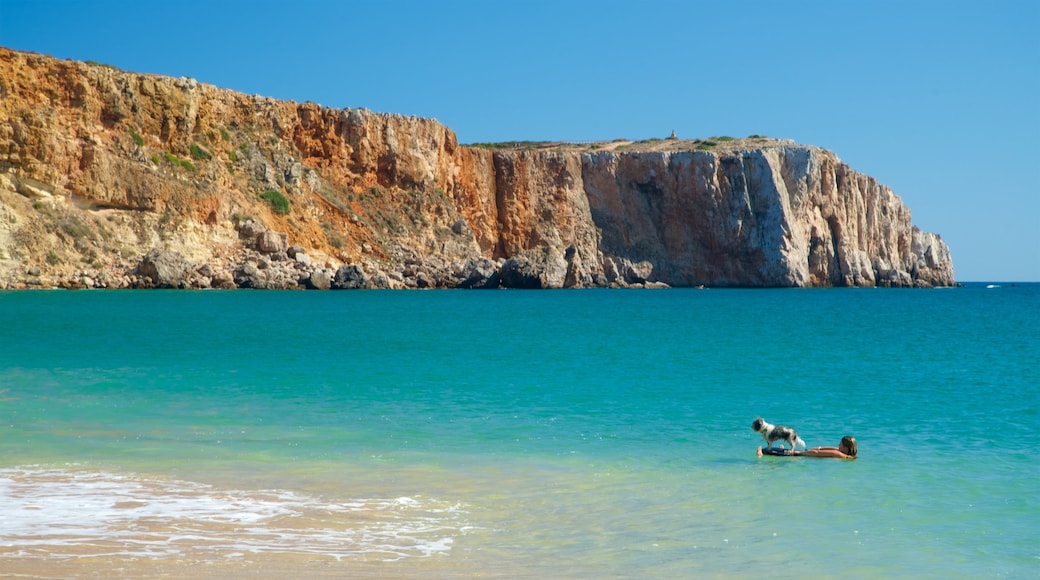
0,47,954,289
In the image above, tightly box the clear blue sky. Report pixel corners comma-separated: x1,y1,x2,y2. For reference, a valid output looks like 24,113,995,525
2,0,1037,281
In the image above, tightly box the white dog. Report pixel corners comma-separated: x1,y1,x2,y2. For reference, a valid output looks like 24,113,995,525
752,417,806,451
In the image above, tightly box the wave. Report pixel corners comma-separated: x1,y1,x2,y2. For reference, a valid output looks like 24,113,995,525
0,466,471,561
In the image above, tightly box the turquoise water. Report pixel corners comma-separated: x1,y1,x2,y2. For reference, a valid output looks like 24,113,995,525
0,285,1036,577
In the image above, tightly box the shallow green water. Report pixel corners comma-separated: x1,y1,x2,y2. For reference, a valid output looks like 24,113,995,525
0,285,1036,576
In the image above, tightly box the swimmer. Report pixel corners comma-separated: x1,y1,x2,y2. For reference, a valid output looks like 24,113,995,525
757,436,857,459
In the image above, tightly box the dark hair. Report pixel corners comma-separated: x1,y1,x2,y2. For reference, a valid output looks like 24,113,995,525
840,436,858,457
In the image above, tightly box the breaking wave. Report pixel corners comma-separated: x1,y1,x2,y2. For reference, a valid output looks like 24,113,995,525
0,466,471,561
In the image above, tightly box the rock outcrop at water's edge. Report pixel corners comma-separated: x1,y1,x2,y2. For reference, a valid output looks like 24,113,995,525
0,47,954,289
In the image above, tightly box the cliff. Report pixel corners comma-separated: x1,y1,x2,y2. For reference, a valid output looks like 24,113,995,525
0,47,954,289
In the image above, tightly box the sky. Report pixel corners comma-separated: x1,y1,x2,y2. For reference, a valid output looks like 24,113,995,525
1,0,1037,281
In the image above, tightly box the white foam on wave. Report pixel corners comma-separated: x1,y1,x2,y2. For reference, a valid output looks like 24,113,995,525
0,466,470,561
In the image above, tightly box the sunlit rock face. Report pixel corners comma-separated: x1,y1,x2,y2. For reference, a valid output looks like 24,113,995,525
581,147,954,287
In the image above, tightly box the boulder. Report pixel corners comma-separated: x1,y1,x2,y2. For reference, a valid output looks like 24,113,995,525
333,264,368,289
306,269,332,290
456,257,501,289
233,261,261,288
137,249,192,288
257,231,288,254
294,252,313,267
237,219,266,241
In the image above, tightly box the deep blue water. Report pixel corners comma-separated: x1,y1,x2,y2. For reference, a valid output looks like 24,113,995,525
0,284,1037,576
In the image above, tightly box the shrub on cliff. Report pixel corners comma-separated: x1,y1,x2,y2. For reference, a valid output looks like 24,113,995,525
162,151,196,171
260,190,289,215
189,143,211,161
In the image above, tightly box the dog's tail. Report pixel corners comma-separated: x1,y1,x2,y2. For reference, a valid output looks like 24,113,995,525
795,436,807,449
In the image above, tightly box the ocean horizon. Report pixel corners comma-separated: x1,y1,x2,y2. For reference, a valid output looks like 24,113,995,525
1,283,1036,577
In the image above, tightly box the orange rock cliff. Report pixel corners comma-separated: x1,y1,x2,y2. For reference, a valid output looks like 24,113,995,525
0,47,954,289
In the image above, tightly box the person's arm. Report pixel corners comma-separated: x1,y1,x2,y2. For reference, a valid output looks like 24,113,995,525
801,448,852,459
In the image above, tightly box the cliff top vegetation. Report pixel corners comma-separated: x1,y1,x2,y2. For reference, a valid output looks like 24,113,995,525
464,135,798,154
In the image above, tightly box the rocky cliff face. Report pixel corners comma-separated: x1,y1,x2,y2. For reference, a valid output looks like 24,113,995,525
0,47,954,289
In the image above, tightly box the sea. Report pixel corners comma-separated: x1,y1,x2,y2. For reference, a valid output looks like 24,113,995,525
0,283,1036,578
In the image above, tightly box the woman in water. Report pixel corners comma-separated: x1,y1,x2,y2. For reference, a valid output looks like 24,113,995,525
758,436,857,459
